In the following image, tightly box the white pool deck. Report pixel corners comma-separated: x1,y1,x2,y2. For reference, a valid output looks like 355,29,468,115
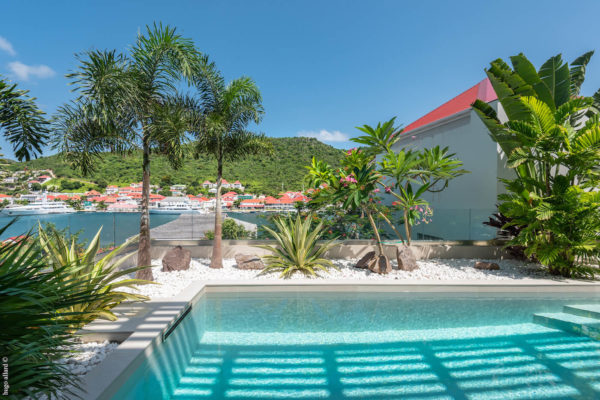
74,279,600,400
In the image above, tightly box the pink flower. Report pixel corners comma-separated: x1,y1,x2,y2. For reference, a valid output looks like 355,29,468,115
346,148,357,155
374,188,380,193
385,186,392,193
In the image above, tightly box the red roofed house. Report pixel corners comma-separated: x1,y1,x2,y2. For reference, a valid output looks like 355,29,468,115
106,185,119,194
239,198,264,209
391,78,512,241
0,194,14,204
38,175,52,184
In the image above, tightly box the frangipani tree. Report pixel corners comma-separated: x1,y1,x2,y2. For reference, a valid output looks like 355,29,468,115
307,118,466,272
53,24,201,280
379,146,467,244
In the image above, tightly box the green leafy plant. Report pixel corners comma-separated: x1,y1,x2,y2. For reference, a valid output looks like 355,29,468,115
474,52,600,278
379,146,467,244
38,224,153,326
187,60,272,268
257,213,338,278
0,74,49,160
53,23,202,280
0,222,110,399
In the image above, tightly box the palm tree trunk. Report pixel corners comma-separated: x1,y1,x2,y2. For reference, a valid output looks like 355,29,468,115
210,158,224,269
136,136,153,280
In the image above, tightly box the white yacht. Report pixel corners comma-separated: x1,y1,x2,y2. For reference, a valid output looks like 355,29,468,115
150,196,198,214
1,200,76,216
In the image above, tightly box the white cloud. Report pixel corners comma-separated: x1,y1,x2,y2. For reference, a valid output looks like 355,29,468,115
0,36,16,56
297,129,349,142
7,61,55,81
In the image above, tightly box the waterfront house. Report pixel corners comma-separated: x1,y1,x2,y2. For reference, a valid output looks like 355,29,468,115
391,77,510,240
239,198,264,209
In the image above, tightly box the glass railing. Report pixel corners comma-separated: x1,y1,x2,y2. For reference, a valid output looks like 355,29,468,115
0,208,500,247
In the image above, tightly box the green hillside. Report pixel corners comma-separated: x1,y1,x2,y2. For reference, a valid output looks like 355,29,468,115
11,137,345,195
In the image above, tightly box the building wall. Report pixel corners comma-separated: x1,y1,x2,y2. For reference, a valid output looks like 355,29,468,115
389,102,511,240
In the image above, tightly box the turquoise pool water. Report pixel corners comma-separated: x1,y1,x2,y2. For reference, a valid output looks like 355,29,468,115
113,292,600,399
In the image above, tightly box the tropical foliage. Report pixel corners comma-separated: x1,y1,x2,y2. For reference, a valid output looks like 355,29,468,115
379,145,467,244
473,52,600,277
205,218,252,240
1,224,104,399
53,23,201,280
13,137,344,196
186,60,272,268
0,75,49,160
38,225,152,326
257,213,338,278
307,117,466,255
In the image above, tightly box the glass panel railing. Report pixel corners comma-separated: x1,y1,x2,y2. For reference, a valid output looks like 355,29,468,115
0,208,501,246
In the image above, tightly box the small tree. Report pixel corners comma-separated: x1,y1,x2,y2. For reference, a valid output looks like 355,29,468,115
54,24,201,280
188,60,272,268
307,118,466,271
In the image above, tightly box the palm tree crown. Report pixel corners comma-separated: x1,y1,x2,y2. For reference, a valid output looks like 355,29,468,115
189,60,272,268
53,23,202,280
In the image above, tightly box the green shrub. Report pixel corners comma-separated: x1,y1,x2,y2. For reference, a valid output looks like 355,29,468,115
0,223,110,398
222,218,251,239
257,213,338,278
38,224,153,326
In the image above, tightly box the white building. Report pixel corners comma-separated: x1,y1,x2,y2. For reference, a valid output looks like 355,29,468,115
169,184,187,196
390,78,511,241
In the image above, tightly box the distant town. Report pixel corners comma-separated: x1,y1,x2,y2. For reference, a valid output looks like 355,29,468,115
0,168,311,213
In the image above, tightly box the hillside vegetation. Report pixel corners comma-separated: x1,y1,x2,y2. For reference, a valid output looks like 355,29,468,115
11,137,345,195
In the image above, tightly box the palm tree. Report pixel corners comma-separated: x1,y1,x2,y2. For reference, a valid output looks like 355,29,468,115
53,23,200,280
189,61,272,268
0,75,48,160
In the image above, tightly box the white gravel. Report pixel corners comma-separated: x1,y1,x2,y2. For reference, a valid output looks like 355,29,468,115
127,257,549,299
58,341,118,377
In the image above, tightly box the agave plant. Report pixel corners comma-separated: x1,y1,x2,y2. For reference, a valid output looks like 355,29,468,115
0,222,109,399
38,224,153,326
257,213,338,278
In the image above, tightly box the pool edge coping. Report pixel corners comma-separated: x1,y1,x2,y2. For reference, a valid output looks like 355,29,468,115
75,280,600,399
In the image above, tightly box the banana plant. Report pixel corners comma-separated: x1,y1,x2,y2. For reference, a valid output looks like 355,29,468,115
38,224,154,326
473,51,600,277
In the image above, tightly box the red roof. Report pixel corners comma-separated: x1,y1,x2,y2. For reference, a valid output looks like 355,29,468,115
234,180,241,184
203,180,211,184
221,179,229,184
0,194,12,198
85,190,101,196
39,175,51,179
403,78,497,133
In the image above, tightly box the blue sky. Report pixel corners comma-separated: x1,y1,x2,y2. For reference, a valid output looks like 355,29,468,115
1,0,599,159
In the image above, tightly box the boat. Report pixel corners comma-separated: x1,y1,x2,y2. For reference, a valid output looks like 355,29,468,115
150,196,205,215
1,200,77,216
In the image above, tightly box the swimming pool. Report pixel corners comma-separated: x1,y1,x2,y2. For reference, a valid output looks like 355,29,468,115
112,290,600,399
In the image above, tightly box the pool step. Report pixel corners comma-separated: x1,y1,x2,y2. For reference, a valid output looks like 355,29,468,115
533,312,600,340
563,304,600,319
